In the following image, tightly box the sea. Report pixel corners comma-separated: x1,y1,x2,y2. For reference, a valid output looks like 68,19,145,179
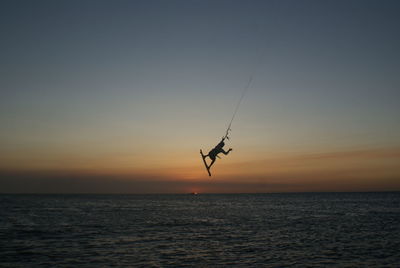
1,192,399,267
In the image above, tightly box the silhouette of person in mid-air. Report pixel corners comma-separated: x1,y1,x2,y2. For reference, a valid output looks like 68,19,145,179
203,137,232,170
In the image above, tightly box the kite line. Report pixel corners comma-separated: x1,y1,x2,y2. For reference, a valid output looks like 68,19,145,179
223,74,254,140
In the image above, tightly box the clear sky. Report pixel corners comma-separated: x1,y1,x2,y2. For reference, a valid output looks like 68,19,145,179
1,0,399,193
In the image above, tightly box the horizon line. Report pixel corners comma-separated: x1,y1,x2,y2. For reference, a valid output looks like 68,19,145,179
1,191,399,195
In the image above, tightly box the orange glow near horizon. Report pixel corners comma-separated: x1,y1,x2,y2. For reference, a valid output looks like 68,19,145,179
1,146,399,193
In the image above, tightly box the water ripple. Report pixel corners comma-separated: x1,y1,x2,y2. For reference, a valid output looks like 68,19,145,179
1,193,399,267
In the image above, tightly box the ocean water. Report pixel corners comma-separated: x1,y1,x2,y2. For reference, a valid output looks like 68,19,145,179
1,193,399,267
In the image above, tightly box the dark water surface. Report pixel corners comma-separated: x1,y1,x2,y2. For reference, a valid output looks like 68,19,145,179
1,193,399,267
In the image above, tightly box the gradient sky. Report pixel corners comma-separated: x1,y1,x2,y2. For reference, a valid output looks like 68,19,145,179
1,0,399,193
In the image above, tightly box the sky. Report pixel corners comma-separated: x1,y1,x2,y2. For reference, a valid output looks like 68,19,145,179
1,0,399,193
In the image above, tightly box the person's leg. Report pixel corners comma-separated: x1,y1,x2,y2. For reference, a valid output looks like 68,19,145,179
221,148,232,155
208,154,216,169
208,158,216,169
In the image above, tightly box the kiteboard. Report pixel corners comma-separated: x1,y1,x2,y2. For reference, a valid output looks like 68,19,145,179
200,149,211,177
